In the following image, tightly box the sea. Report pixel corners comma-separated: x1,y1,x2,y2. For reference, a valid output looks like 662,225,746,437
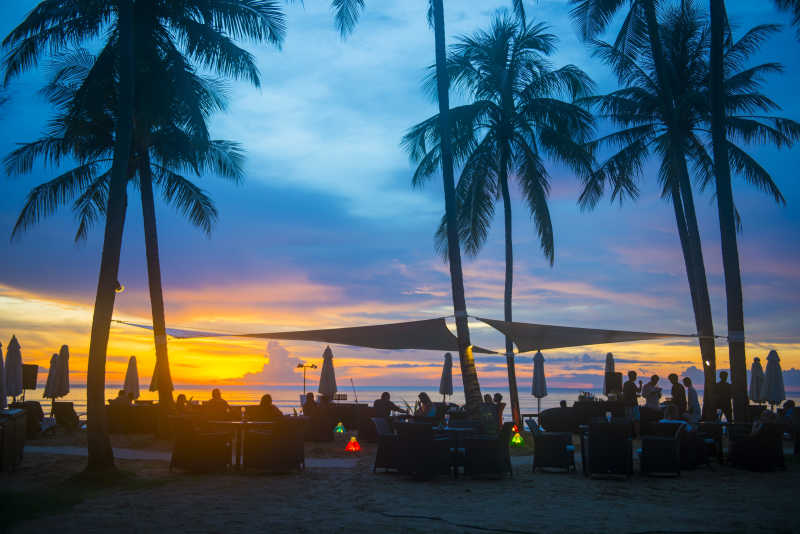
20,385,799,421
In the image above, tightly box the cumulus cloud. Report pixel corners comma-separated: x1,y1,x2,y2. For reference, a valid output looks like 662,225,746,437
241,341,301,385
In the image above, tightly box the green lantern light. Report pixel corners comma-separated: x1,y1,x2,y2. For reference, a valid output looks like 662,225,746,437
335,421,346,433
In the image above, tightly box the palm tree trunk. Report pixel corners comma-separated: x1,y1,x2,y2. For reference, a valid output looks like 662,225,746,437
85,0,134,472
710,0,748,420
676,161,717,419
643,0,720,416
498,156,521,426
432,0,482,414
139,152,174,411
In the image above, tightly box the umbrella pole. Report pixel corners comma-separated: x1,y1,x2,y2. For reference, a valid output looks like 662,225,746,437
537,398,541,429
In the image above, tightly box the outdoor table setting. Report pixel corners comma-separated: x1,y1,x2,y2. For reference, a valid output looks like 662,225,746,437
208,419,274,468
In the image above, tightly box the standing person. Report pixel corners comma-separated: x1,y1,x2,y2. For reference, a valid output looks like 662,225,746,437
669,374,687,416
716,371,733,422
642,375,662,411
493,393,506,427
683,377,701,424
623,371,642,435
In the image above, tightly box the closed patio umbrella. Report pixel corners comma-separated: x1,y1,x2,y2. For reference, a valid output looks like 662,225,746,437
764,350,785,407
0,342,6,409
5,336,23,401
749,357,765,404
318,346,337,400
531,351,548,426
439,352,453,401
43,354,59,399
603,352,615,396
123,356,141,400
56,345,70,398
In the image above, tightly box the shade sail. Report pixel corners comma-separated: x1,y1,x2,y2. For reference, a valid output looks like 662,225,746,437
116,319,495,353
476,317,691,353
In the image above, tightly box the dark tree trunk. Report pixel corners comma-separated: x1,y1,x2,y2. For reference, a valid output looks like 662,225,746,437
85,0,135,472
710,0,748,420
499,155,521,426
432,0,482,413
643,0,718,411
676,161,717,419
139,151,174,411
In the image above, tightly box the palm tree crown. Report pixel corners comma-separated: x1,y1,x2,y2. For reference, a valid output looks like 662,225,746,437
403,12,595,263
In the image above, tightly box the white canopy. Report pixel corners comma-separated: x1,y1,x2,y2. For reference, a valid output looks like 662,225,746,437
603,352,616,395
5,336,23,398
764,350,785,405
318,346,337,399
439,352,453,397
0,342,6,409
123,356,141,400
749,357,765,403
531,351,547,399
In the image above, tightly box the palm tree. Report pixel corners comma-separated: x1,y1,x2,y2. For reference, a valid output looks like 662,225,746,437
332,0,492,412
402,12,595,425
3,0,286,470
569,0,724,415
581,4,799,421
773,0,800,37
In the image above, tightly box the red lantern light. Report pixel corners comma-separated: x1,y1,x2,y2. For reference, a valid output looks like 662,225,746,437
345,436,361,452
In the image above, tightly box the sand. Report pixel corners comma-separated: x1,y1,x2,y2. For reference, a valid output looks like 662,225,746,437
2,433,798,534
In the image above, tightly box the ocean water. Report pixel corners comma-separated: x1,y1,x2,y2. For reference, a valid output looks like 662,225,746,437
20,384,796,421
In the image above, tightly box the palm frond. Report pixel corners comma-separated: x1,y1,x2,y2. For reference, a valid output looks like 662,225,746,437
331,0,365,37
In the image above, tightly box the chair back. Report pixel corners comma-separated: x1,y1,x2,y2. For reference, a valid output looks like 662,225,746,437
53,402,79,430
371,417,393,437
395,421,433,441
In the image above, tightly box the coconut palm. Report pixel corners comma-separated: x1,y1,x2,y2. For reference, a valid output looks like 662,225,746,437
3,0,286,470
773,0,800,38
581,4,799,422
331,0,498,412
568,0,726,416
402,12,595,425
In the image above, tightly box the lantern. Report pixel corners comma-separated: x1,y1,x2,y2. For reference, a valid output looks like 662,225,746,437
334,421,346,433
345,436,360,452
510,432,524,448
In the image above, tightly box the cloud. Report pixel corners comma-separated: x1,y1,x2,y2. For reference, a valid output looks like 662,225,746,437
240,341,301,385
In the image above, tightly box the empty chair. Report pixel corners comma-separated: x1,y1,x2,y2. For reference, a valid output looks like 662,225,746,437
395,421,450,479
243,419,304,472
463,422,514,478
372,417,402,472
581,421,633,478
170,417,232,473
52,402,81,432
729,423,785,471
532,432,575,473
640,422,683,476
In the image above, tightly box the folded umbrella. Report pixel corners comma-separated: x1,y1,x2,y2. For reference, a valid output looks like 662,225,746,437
749,357,765,403
764,350,785,406
5,336,23,399
603,352,615,396
123,356,141,400
0,342,6,409
438,352,453,400
318,346,337,400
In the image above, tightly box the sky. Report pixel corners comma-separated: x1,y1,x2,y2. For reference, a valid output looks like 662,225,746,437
0,0,798,393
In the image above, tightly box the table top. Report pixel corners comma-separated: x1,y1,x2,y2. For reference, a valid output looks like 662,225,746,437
207,420,275,426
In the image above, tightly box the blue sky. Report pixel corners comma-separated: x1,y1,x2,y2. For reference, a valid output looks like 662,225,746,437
0,0,798,389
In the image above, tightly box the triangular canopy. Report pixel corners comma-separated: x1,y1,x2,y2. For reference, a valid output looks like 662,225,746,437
476,317,691,353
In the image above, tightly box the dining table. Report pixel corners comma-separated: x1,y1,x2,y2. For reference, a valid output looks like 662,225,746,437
435,425,477,478
207,420,274,468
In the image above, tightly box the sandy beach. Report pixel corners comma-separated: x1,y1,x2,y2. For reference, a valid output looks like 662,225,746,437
2,432,798,534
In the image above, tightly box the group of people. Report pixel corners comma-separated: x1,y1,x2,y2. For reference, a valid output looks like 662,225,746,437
171,389,285,421
621,370,738,424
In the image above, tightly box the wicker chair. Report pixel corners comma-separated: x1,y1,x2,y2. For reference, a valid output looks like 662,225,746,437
729,423,785,471
581,421,633,478
242,418,304,472
532,432,575,473
372,417,402,472
395,421,450,479
170,417,232,473
463,422,514,478
52,402,81,432
640,422,683,476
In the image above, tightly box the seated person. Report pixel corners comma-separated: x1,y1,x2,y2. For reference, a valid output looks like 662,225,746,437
110,390,132,407
302,392,317,416
493,393,506,428
373,392,407,418
559,400,568,409
750,410,776,436
251,394,283,421
414,392,436,418
206,388,230,418
175,393,189,412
